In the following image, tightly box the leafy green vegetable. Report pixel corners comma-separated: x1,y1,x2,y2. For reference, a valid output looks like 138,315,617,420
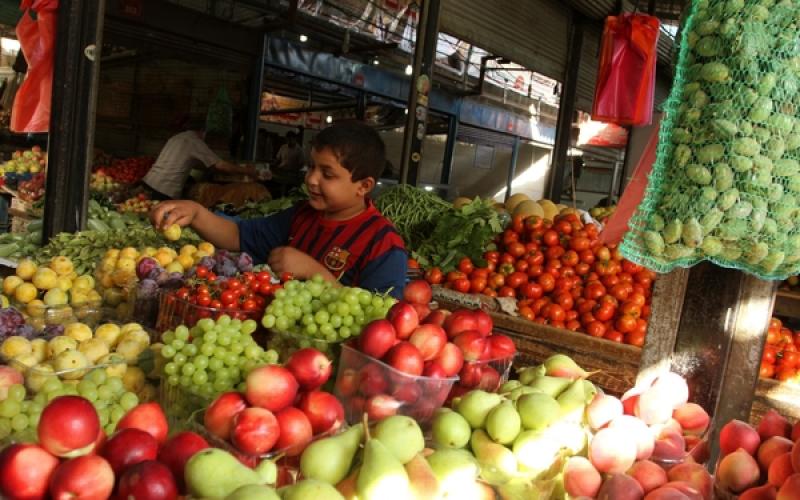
374,184,451,251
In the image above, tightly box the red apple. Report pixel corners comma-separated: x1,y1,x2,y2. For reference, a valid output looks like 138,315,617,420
49,455,114,500
157,431,209,494
459,363,483,388
275,407,313,457
423,309,450,327
245,365,299,412
444,310,477,339
357,363,389,397
116,402,169,445
403,279,432,305
386,302,420,340
231,407,280,456
38,396,100,458
335,368,358,398
487,334,517,359
423,361,448,378
479,365,501,390
298,390,344,434
409,324,447,361
0,444,59,500
365,394,400,421
204,392,248,440
453,331,487,361
384,342,424,376
392,382,422,404
473,310,493,336
286,348,332,390
117,460,178,500
432,342,464,377
411,303,431,321
359,320,397,359
100,428,158,476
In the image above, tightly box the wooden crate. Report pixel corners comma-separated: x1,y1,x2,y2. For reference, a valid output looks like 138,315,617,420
433,288,641,396
750,378,800,424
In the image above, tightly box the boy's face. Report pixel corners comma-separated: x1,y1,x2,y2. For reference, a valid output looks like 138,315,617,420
305,147,373,216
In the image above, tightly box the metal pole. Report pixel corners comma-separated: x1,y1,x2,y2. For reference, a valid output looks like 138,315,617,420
399,0,441,185
505,136,520,203
244,34,267,161
356,92,367,120
43,0,105,240
546,13,584,202
440,113,458,185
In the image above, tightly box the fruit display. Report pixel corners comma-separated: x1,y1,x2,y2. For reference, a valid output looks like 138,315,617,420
0,147,46,183
589,204,617,223
87,198,147,232
760,317,800,382
17,172,45,202
93,156,154,184
0,257,103,331
90,170,123,193
117,193,158,214
0,220,42,261
262,275,396,357
155,316,279,423
429,212,656,347
199,348,341,463
714,410,800,498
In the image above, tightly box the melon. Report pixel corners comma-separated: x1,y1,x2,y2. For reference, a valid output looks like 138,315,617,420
453,197,472,209
505,193,531,213
537,199,559,221
513,200,545,218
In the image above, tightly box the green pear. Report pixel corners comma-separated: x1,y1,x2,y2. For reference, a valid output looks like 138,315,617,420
225,484,280,500
455,390,502,429
485,401,521,444
498,380,522,393
545,421,587,455
512,429,562,475
432,409,471,448
356,434,411,500
508,386,542,401
543,353,589,379
470,429,518,485
583,379,598,402
556,379,588,421
405,454,440,500
518,364,545,385
426,449,480,496
516,392,561,430
373,415,424,464
527,375,572,398
280,479,345,500
185,449,273,498
300,423,364,485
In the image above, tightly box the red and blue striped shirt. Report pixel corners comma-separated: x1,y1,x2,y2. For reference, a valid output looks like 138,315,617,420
237,200,407,297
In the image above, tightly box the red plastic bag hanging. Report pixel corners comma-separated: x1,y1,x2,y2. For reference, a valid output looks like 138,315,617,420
600,120,659,245
592,13,660,127
11,0,59,133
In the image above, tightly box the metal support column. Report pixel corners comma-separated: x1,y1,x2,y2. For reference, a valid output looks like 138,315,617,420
244,34,267,161
440,114,459,185
399,0,441,185
43,0,105,240
546,13,585,202
355,92,367,121
505,136,520,203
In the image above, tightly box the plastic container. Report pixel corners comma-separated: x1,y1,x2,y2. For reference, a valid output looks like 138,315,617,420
268,329,346,361
333,344,458,425
14,300,104,332
448,355,515,401
156,291,261,333
158,381,213,431
650,430,711,470
5,356,129,385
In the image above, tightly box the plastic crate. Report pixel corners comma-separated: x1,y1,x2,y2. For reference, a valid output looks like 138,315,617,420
448,355,515,401
155,291,261,333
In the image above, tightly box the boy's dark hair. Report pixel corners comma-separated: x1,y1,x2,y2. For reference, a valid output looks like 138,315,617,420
311,121,386,181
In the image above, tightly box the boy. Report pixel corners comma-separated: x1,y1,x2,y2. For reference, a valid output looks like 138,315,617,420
151,121,407,297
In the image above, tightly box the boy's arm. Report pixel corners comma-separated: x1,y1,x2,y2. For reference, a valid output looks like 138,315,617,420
268,246,337,282
151,200,241,251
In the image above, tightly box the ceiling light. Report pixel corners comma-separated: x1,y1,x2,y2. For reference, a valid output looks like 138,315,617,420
372,58,380,65
299,34,308,42
405,64,413,75
326,115,333,124
424,186,434,191
404,108,409,114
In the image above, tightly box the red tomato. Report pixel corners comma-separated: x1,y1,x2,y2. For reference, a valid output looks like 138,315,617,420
507,242,526,258
242,299,259,312
538,273,556,292
784,351,800,367
616,315,637,333
566,320,582,332
221,290,237,306
514,259,529,273
542,230,560,247
586,321,606,338
488,273,505,289
280,272,294,283
584,282,606,300
520,282,543,299
545,304,566,323
767,329,780,345
620,302,642,319
760,362,775,379
578,299,596,314
763,345,779,364
570,236,591,252
453,278,470,293
472,268,490,279
626,330,646,348
610,283,632,302
458,257,474,275
470,277,487,294
546,246,566,261
498,286,516,298
519,306,535,321
425,267,444,284
555,292,574,311
770,317,783,330
505,272,527,289
197,294,211,307
605,331,625,343
482,288,498,297
561,250,579,267
594,303,615,322
484,251,500,264
777,367,796,382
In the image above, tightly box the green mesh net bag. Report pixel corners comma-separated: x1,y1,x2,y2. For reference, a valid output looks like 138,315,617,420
621,0,800,280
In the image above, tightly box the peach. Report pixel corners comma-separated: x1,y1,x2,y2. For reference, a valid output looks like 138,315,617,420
636,387,675,425
610,415,655,460
758,436,794,472
651,372,689,410
643,486,693,500
720,420,761,456
777,473,800,500
667,463,712,500
768,452,795,488
718,448,761,493
624,394,641,416
597,473,645,500
739,484,778,500
651,430,686,465
672,403,710,436
587,393,624,431
627,460,668,494
792,422,800,442
564,456,602,498
757,410,791,441
791,436,800,472
590,427,638,474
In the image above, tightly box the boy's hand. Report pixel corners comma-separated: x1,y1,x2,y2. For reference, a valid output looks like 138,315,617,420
150,200,202,231
268,247,329,280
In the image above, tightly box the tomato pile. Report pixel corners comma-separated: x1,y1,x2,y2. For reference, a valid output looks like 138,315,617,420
95,157,154,184
424,213,657,347
169,269,278,321
760,317,800,382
